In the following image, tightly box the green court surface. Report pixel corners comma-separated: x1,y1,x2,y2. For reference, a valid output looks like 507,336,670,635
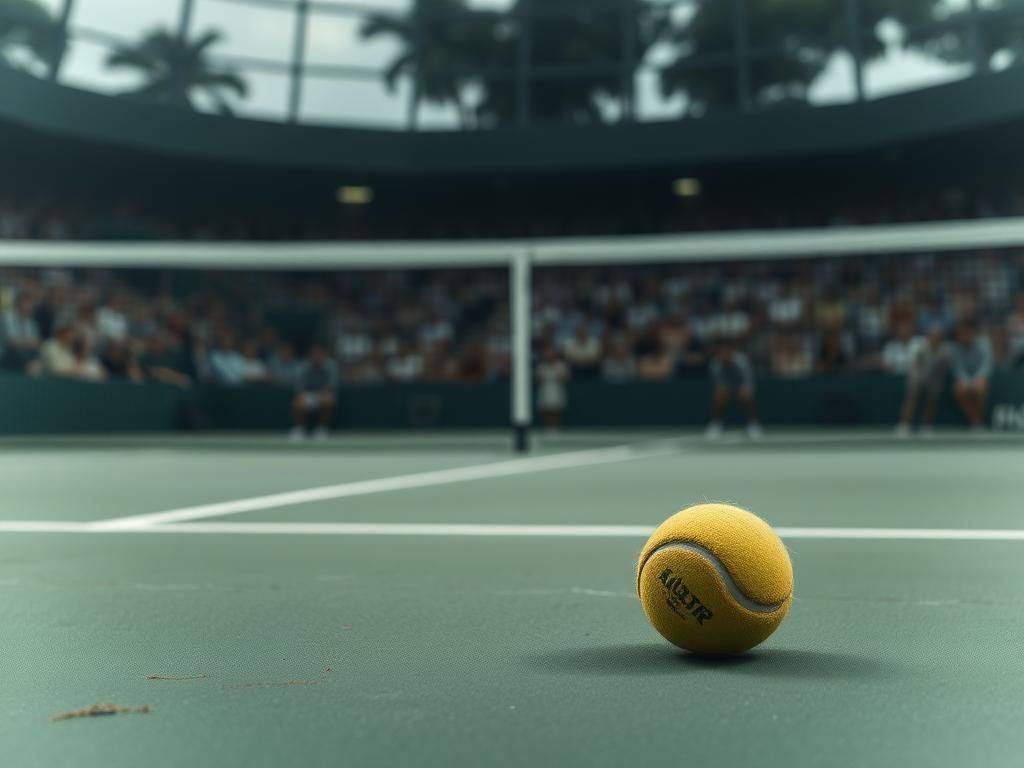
2,432,1023,767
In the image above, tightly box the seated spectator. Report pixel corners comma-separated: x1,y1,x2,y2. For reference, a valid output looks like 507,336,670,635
422,343,460,381
771,333,813,378
816,328,852,373
100,338,143,382
208,333,248,386
895,325,949,436
1007,294,1024,368
290,344,338,441
601,334,637,381
917,294,953,335
635,332,674,380
563,323,602,379
459,340,490,382
268,341,302,387
70,334,106,382
347,352,386,383
96,293,130,347
238,339,270,384
667,321,706,377
881,320,918,375
387,342,425,382
815,289,847,330
767,288,804,328
951,319,993,430
1,293,41,371
855,285,887,358
536,345,569,431
140,334,192,388
75,299,99,350
35,323,77,377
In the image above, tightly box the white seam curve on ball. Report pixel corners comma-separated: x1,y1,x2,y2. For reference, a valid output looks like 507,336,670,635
645,542,787,614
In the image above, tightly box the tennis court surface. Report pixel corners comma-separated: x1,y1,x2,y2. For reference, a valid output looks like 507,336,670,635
2,431,1023,767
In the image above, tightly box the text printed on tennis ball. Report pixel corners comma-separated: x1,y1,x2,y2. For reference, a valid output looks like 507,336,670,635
657,568,713,624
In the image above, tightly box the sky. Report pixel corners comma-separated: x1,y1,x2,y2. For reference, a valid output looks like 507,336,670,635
34,0,983,129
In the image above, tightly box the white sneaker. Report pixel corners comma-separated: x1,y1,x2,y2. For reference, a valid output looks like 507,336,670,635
746,422,763,440
705,421,723,440
312,426,329,441
288,426,306,442
894,423,911,439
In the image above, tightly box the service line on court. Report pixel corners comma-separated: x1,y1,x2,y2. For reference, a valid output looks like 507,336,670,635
3,521,1024,541
86,440,680,529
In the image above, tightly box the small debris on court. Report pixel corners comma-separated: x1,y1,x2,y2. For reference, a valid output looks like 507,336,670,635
224,680,321,690
147,674,209,681
51,703,151,722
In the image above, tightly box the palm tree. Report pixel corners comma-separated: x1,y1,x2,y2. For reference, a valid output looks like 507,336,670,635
476,1,633,126
658,0,940,114
106,28,247,114
361,0,497,129
907,0,1024,71
365,0,663,128
0,0,61,75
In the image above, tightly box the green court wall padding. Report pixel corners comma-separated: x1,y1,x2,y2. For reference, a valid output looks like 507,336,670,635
0,373,182,433
1,373,1023,434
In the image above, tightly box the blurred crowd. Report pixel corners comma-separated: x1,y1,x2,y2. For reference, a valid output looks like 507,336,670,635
535,251,1024,381
0,267,509,387
1,249,1023,390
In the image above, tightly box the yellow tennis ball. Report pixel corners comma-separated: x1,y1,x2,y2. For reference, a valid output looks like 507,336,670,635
636,503,793,654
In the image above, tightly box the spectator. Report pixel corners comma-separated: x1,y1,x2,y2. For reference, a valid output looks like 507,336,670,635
349,351,386,383
75,299,100,350
208,333,248,386
238,339,270,384
601,334,637,381
536,345,569,431
667,320,706,377
855,285,887,358
950,319,994,430
268,341,302,387
563,323,602,379
1007,294,1024,368
71,333,106,382
1,293,41,371
767,286,804,328
96,293,130,346
816,328,852,373
290,344,338,441
100,338,143,382
140,334,193,388
771,333,813,378
895,325,949,437
387,342,425,382
706,338,761,439
635,332,674,380
36,323,77,377
881,320,918,375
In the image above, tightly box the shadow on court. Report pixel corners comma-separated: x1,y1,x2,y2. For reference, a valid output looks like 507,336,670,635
524,643,896,679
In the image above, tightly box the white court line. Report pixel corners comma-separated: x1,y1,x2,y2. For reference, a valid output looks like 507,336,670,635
3,521,1024,540
88,441,678,529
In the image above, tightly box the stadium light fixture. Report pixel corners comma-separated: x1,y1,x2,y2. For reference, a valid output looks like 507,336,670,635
336,186,374,205
673,178,701,198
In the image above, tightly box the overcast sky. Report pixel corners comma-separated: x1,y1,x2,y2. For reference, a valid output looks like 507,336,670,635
40,0,979,128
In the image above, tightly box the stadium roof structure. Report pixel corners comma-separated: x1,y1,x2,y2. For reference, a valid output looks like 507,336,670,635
3,0,1024,175
4,63,1024,175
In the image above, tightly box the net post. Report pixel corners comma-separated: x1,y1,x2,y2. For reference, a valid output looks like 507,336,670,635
511,248,532,452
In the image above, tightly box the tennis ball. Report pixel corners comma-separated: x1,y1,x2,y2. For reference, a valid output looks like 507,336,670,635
636,503,793,654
